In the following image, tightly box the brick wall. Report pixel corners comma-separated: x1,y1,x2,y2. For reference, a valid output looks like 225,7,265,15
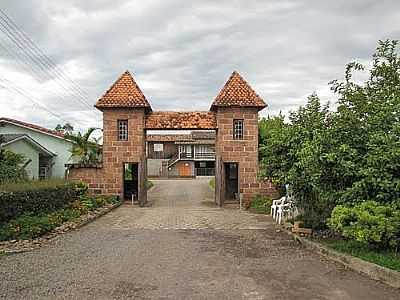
67,166,104,194
102,108,147,203
67,108,147,204
215,107,276,207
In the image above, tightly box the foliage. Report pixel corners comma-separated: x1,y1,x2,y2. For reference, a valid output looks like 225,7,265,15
209,177,215,191
250,195,272,214
0,194,120,241
328,201,400,250
259,40,400,229
321,239,400,272
0,148,27,184
55,123,74,135
0,180,87,224
67,127,102,164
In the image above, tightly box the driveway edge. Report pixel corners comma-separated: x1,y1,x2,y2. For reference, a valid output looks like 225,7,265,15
289,232,400,289
0,201,122,255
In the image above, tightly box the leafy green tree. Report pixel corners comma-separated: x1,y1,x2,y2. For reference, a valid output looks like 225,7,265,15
259,40,400,229
55,123,74,135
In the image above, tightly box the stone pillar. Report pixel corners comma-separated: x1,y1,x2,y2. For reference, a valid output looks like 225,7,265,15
215,107,260,207
102,108,147,205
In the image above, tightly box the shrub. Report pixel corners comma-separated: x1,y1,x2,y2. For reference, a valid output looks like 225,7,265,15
209,178,215,191
259,40,400,229
0,179,87,224
0,194,119,241
0,149,27,184
328,201,400,249
250,195,272,214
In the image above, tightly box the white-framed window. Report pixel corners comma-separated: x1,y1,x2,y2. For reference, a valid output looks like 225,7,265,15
153,143,164,152
118,120,128,141
233,119,244,140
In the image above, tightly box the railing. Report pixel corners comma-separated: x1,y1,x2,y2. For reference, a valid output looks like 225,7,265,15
168,151,216,167
196,168,215,176
180,152,193,159
168,152,179,167
194,152,215,160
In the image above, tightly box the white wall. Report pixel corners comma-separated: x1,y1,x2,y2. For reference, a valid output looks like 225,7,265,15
0,123,74,178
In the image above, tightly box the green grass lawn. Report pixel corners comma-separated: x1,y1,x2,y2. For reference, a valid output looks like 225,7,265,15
320,239,400,272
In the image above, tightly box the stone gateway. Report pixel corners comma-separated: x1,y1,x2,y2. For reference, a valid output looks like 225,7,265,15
66,70,276,207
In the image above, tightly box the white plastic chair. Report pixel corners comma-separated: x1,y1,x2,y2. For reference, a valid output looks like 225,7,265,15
270,196,285,219
276,201,293,224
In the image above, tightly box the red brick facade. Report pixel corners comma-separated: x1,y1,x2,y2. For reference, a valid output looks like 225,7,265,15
214,107,277,207
68,108,147,205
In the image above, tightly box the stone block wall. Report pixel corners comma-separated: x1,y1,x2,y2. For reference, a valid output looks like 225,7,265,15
67,108,147,204
215,107,276,207
102,108,147,203
67,166,104,194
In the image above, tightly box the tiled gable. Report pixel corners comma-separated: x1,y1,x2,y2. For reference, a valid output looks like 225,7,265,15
210,71,266,111
95,71,152,111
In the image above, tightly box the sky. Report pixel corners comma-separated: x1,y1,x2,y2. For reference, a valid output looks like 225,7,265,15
0,0,399,133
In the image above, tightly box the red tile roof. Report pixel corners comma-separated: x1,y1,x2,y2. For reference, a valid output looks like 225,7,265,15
146,134,193,142
0,117,66,139
145,112,216,130
210,71,266,111
95,71,152,111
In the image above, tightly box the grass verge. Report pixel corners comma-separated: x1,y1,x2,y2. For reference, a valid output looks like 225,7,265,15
320,239,400,272
0,195,120,241
249,195,272,214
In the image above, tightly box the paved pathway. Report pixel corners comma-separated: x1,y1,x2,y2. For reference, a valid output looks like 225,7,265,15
0,178,398,299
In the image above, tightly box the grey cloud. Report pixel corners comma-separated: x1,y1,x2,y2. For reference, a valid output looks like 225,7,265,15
0,0,399,131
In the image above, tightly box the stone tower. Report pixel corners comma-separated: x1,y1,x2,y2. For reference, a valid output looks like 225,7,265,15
95,71,152,205
211,71,267,207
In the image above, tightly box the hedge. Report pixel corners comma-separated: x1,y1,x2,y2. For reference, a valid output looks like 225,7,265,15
0,180,87,225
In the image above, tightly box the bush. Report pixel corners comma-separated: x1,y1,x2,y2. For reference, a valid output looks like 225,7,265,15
0,194,120,241
250,195,272,214
0,149,27,184
328,201,400,250
0,179,87,224
259,40,400,229
209,178,215,191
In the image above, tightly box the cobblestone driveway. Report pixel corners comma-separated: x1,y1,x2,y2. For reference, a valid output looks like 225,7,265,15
0,178,398,299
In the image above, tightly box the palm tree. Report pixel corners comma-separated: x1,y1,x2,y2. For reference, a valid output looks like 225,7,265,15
68,128,102,164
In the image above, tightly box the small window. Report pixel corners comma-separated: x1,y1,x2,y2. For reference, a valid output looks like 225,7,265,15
233,119,244,140
118,120,128,141
153,143,164,152
39,167,48,180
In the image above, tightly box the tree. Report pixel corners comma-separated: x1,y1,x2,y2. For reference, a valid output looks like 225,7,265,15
258,40,400,229
68,128,101,164
0,135,27,183
55,123,74,135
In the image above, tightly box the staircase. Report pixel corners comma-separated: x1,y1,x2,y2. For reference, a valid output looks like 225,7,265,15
168,153,180,168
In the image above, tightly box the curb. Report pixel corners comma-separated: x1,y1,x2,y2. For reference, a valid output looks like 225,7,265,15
289,232,400,289
0,201,122,255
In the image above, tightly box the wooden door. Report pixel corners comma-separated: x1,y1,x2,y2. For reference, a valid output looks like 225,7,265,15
179,162,191,177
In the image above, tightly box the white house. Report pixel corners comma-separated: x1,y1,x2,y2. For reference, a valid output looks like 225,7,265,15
0,117,75,179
